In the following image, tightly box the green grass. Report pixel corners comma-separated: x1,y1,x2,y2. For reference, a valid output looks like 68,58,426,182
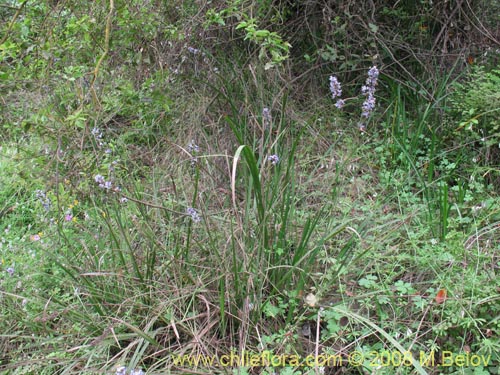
1,1,500,374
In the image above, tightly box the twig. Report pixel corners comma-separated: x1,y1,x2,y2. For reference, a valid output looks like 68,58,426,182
431,0,465,53
118,193,187,216
90,0,115,106
408,302,432,352
463,0,500,46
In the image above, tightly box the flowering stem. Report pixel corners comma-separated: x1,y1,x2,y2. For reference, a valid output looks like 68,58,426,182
183,165,201,263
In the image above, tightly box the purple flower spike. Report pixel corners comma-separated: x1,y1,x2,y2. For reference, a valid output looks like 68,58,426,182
329,76,342,99
360,66,379,119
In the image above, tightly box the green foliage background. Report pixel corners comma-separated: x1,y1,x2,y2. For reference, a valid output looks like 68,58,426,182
1,0,499,374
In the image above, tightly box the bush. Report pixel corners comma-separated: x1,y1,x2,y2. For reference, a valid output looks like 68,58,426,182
448,66,500,185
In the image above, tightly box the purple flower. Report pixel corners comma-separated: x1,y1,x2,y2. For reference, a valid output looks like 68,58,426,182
335,99,345,109
65,214,73,221
35,189,51,211
187,141,200,168
91,127,103,139
6,267,14,276
187,140,199,154
94,175,105,184
187,46,201,55
361,95,376,118
367,66,379,83
360,66,379,119
268,154,280,165
186,207,201,223
329,76,342,99
94,174,116,190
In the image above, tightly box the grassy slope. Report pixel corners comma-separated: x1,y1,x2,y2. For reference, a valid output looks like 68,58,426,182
1,1,499,374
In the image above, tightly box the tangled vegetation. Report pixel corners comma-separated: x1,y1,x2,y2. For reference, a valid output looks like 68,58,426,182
1,0,499,374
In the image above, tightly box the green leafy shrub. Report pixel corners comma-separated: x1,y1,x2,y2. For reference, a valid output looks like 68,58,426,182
448,67,500,186
450,67,500,143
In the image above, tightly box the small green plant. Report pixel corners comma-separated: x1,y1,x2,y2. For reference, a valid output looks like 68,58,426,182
203,2,291,69
235,18,291,69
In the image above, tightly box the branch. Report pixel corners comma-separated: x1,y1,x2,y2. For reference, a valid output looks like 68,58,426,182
0,0,29,45
89,0,114,105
